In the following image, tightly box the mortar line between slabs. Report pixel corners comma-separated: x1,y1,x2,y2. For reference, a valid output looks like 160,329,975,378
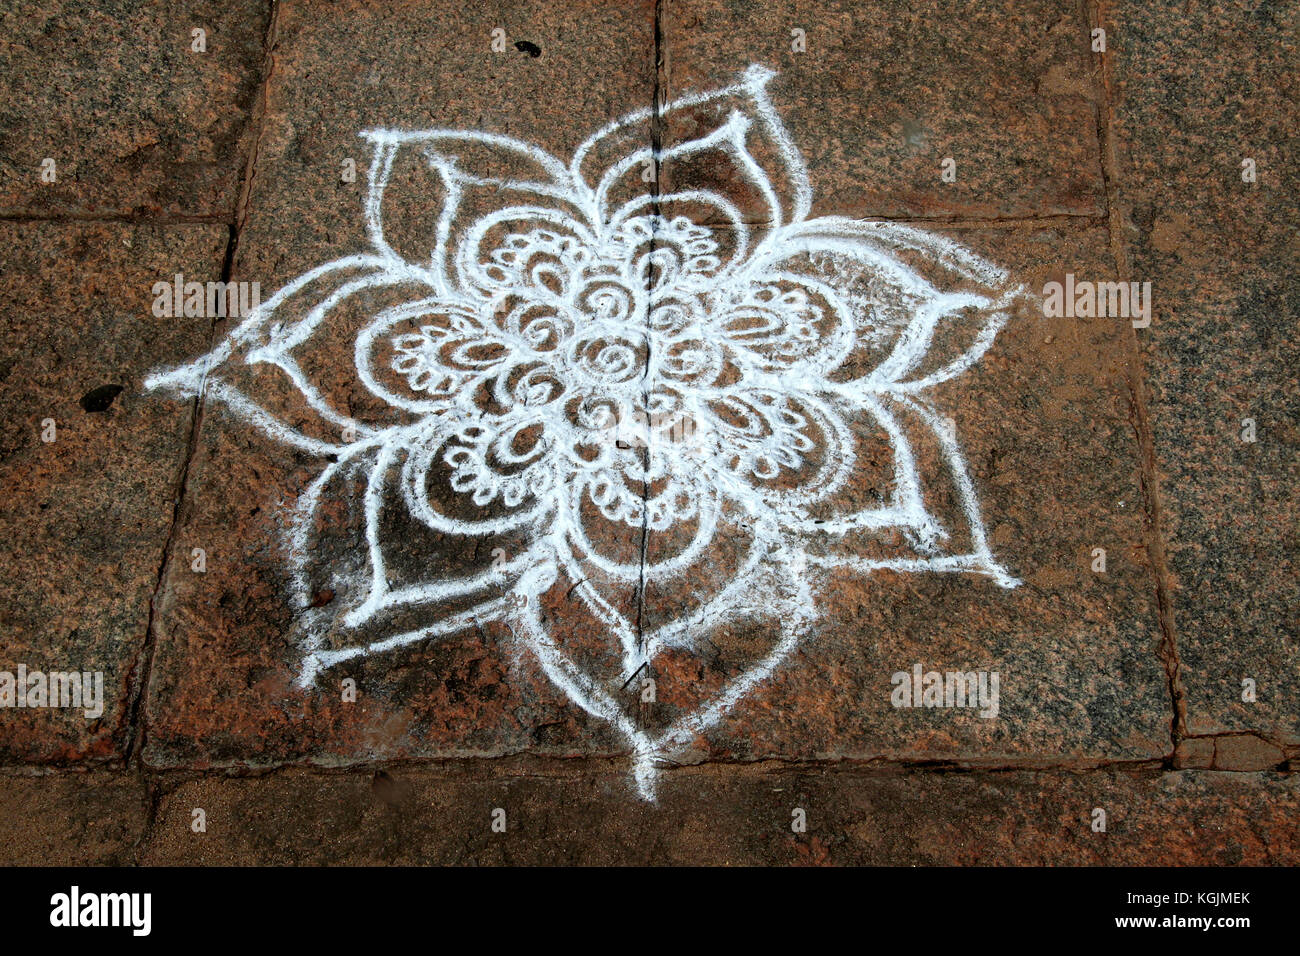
0,211,234,224
1082,0,1186,753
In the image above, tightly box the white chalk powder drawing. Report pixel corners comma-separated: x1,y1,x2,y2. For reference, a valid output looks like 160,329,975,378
147,65,1023,799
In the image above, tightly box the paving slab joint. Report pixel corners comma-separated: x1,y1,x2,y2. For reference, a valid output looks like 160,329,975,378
1082,0,1186,750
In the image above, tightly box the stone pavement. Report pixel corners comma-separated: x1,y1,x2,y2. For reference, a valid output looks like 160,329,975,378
0,0,1294,865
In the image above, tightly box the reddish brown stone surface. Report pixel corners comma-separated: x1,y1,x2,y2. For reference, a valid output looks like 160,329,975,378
0,222,227,763
140,0,658,768
639,225,1172,764
1106,0,1298,746
0,771,147,865
0,763,1294,865
0,0,269,218
660,0,1107,221
0,0,1293,866
129,766,1297,865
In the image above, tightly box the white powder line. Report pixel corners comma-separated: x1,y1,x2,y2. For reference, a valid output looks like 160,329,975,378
147,65,1021,799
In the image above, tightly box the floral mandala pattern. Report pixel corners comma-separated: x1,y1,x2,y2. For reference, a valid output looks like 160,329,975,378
148,66,1023,798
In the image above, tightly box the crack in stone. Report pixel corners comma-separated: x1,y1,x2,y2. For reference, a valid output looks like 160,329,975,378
631,0,669,721
122,0,284,769
1081,0,1187,757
